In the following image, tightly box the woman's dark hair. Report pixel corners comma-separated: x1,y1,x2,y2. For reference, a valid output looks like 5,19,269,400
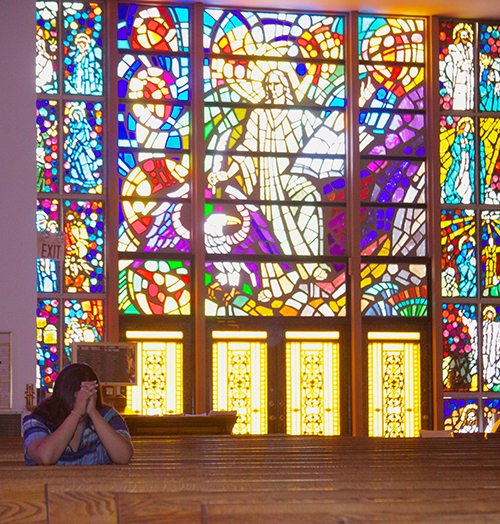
33,363,103,428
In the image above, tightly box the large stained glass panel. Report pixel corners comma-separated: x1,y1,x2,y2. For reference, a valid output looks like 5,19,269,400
441,209,476,298
206,261,346,317
439,21,475,111
444,398,478,433
36,1,58,94
37,299,59,391
361,263,427,316
483,305,500,391
480,118,500,205
64,298,104,362
118,259,190,315
117,5,190,52
63,2,103,96
64,200,104,293
37,100,59,193
442,304,478,391
479,24,500,112
440,116,478,205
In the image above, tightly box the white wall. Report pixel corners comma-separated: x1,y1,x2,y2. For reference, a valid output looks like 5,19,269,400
0,0,37,414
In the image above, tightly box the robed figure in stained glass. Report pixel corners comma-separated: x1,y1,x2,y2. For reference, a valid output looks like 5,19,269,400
479,55,500,112
66,33,103,96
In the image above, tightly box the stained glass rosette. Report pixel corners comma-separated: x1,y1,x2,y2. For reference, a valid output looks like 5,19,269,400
442,304,478,392
205,261,346,317
361,263,427,316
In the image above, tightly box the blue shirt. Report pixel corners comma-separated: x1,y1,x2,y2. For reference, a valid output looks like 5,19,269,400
23,406,131,466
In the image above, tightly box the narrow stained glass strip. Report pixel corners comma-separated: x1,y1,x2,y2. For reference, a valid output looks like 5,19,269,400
204,10,344,60
359,111,425,157
206,261,346,317
441,209,477,298
359,17,425,63
118,103,190,150
117,54,190,101
361,263,427,316
359,65,424,110
479,24,500,112
37,100,59,193
480,118,500,204
64,200,104,293
481,210,500,297
442,304,478,392
36,1,58,94
117,4,190,52
63,101,103,194
63,2,103,96
118,260,191,315
205,203,344,257
205,59,345,108
360,159,426,204
444,398,478,433
484,399,500,432
361,207,426,257
37,259,58,293
37,299,59,391
64,299,104,362
483,305,500,391
439,21,475,111
440,116,477,205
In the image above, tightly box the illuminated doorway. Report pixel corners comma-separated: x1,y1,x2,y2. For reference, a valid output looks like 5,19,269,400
367,332,421,437
212,331,268,435
285,331,341,435
125,331,183,415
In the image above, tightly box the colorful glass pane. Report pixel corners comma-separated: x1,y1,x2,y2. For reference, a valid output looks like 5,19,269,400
442,304,478,391
360,160,426,204
206,109,345,203
440,116,477,205
443,398,478,433
118,260,191,315
63,101,103,194
439,21,475,111
205,59,345,108
484,398,500,432
204,10,344,60
479,24,500,112
483,305,500,391
359,65,425,110
64,299,104,361
206,262,346,317
64,200,104,293
480,118,500,205
481,210,500,297
37,299,59,391
36,100,59,193
358,17,425,63
361,263,427,316
118,102,189,150
37,198,59,233
441,209,477,298
361,206,425,257
63,2,103,96
359,111,425,156
117,5,190,52
205,203,344,257
37,259,58,293
36,199,60,293
117,55,190,101
36,2,58,94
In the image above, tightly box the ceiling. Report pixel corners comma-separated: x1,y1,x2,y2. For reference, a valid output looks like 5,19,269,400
205,0,500,19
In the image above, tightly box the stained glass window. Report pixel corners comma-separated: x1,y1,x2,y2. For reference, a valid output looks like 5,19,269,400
483,305,500,391
36,100,59,193
479,25,500,112
36,1,58,94
37,299,59,391
444,398,478,433
64,299,104,362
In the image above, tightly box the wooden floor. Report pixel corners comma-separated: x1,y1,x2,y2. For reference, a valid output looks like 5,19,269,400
2,434,500,523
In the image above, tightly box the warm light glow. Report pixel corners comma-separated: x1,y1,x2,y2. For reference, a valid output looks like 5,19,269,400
286,339,340,436
368,332,420,340
213,334,267,435
368,336,421,438
127,340,183,415
212,331,267,340
285,331,340,340
126,330,183,339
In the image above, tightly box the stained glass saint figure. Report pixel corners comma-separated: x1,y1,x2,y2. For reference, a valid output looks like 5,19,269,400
479,55,500,112
66,32,103,96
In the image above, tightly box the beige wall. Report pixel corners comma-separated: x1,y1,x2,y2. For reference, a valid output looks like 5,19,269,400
0,0,37,414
